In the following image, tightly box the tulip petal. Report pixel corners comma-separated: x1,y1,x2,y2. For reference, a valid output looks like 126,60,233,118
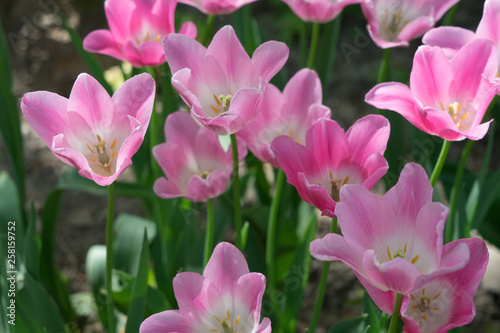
83,29,124,61
252,40,289,83
140,310,188,333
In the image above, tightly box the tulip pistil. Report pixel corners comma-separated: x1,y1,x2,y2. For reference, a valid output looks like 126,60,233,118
329,171,349,201
212,310,241,333
409,289,442,321
87,134,118,175
210,91,233,116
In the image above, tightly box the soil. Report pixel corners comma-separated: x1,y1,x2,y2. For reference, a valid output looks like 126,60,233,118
1,0,499,332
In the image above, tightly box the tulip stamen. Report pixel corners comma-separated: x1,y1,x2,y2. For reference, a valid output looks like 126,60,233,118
87,134,119,175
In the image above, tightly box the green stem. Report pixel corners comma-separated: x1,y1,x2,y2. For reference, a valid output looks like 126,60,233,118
307,22,321,69
106,184,116,333
202,15,215,46
265,169,286,300
429,140,451,187
388,293,403,333
203,199,215,266
445,139,474,243
377,48,391,83
230,134,242,250
309,218,337,333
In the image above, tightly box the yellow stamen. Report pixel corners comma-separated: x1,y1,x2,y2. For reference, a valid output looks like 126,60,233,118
227,310,230,320
410,294,416,301
296,138,301,144
111,138,117,150
379,261,382,264
289,129,293,138
432,292,441,300
410,306,417,310
432,308,440,312
210,330,218,332
439,102,445,111
213,94,221,106
423,314,428,320
156,34,161,43
235,316,240,325
214,315,221,324
422,288,426,295
87,144,95,154
97,134,102,142
411,254,419,264
458,111,469,123
112,151,119,159
387,245,392,261
403,243,407,254
145,32,150,41
88,158,97,163
342,175,350,185
329,170,333,179
211,105,220,114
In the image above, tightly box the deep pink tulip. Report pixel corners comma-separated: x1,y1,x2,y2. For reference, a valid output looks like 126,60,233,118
83,0,197,68
237,68,331,168
178,0,257,15
366,39,499,141
423,0,500,90
163,25,289,135
310,163,472,296
153,111,246,202
401,238,488,333
21,73,155,186
271,115,389,217
281,0,362,23
361,0,459,48
140,242,271,333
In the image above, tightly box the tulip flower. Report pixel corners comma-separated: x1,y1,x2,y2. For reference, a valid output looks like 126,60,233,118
163,25,289,135
153,111,246,202
21,73,155,186
271,115,389,217
237,68,331,168
178,0,257,15
310,163,472,296
361,0,459,48
401,238,488,333
140,242,271,333
365,39,499,141
281,0,362,23
83,0,197,68
423,0,500,84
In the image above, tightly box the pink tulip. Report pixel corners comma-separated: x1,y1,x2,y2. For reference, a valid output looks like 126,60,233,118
153,111,246,202
310,163,472,296
423,0,500,89
140,242,271,333
361,0,459,48
271,115,389,217
401,238,488,333
21,73,155,186
178,0,257,15
281,0,362,23
365,39,499,141
237,68,331,168
163,25,289,135
83,0,197,68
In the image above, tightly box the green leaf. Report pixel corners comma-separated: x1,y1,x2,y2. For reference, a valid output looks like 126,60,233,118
23,202,40,279
113,214,156,276
58,14,113,94
124,232,150,333
16,274,67,333
316,15,342,97
328,314,369,333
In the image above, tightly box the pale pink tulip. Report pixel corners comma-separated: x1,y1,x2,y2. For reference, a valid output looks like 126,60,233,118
271,115,389,217
21,73,155,186
83,0,197,68
163,25,289,135
423,0,500,89
365,39,499,141
281,0,362,23
153,111,246,202
237,68,331,168
361,0,459,48
178,0,257,15
140,242,271,333
310,163,471,295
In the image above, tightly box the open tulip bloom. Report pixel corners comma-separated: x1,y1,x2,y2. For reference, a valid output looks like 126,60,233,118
237,68,331,168
271,115,389,217
83,0,197,68
310,163,473,297
366,38,499,141
153,111,246,202
21,73,155,186
140,242,271,333
423,0,500,92
163,25,289,135
281,0,362,23
361,0,459,48
178,0,258,15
